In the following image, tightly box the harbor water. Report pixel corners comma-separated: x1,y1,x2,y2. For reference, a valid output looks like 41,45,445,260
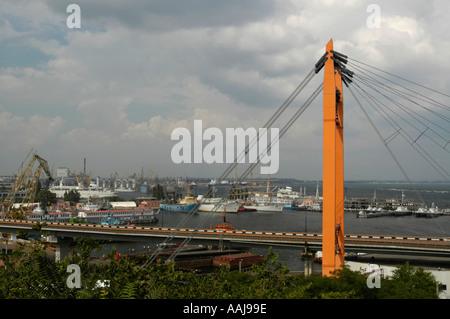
98,209,449,272
97,181,449,272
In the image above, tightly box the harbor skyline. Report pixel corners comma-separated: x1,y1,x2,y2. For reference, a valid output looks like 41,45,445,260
0,1,449,182
1,1,450,302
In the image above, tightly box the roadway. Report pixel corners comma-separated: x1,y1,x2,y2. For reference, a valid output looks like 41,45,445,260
0,218,449,256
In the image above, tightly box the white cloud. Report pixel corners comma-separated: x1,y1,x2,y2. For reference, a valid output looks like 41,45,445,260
0,106,64,150
0,0,448,181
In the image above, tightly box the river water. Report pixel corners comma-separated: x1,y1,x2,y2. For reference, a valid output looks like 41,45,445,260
98,182,449,271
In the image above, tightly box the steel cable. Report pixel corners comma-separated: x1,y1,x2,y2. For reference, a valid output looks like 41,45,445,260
143,67,318,267
164,82,323,263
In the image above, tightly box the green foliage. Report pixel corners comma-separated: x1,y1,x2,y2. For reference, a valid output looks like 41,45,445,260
294,266,377,299
31,221,47,231
248,247,290,298
152,184,165,200
16,230,29,240
378,263,437,299
35,189,57,209
30,254,66,298
0,240,441,299
103,196,125,202
63,189,81,203
69,237,102,270
0,240,72,299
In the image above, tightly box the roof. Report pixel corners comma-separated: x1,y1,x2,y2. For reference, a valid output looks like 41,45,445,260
110,201,136,208
216,252,263,260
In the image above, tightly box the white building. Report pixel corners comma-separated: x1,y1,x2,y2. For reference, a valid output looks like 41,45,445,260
346,260,450,299
56,167,71,178
109,201,137,209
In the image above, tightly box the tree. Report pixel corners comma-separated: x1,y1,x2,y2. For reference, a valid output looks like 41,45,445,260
299,266,378,299
36,180,42,194
379,263,438,299
152,184,165,200
249,247,290,298
35,189,57,209
64,189,81,203
0,239,442,299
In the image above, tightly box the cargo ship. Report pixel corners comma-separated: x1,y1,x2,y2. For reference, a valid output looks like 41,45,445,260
242,203,283,212
160,184,202,212
159,202,198,212
159,194,199,212
49,179,117,199
196,196,241,213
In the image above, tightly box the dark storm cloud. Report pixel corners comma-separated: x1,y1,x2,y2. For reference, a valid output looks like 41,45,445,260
44,0,277,31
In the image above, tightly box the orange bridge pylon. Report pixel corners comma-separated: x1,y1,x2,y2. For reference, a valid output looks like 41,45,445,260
322,39,347,276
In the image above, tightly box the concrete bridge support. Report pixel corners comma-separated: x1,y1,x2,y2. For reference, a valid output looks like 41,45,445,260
47,236,73,262
301,251,314,276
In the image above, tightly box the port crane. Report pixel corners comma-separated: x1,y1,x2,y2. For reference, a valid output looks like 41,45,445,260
73,168,92,188
2,150,53,219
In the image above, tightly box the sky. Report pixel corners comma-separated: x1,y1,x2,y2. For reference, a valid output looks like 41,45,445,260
0,0,449,182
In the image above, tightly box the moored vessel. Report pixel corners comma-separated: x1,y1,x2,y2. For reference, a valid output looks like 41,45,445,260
159,194,199,212
77,208,159,223
49,179,117,199
197,197,240,213
159,202,198,212
100,216,124,226
357,206,391,218
413,203,442,218
243,203,283,212
394,205,412,216
214,212,234,231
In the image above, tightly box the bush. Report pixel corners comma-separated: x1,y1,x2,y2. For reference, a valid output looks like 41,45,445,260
0,240,441,299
